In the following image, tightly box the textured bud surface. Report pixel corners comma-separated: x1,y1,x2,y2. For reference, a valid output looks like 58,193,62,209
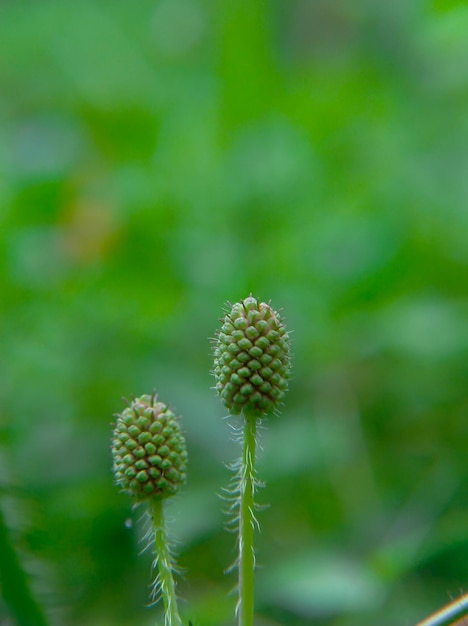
214,296,290,416
112,395,187,501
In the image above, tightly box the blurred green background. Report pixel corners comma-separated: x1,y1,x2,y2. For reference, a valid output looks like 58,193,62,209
1,0,468,625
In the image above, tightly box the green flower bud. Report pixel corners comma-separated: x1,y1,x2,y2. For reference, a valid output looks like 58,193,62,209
213,295,291,416
112,395,188,501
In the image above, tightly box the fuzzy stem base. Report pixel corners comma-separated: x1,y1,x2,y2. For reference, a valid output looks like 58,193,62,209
238,412,257,626
149,499,182,626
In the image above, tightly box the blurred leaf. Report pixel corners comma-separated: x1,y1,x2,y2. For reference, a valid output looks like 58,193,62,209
258,548,385,618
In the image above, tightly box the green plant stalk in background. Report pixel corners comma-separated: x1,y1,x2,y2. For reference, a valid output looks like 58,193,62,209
415,593,468,626
238,412,257,626
0,502,49,626
150,499,183,626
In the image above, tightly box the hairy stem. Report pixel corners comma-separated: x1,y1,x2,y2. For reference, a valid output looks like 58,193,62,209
149,499,182,626
415,593,468,626
238,411,257,626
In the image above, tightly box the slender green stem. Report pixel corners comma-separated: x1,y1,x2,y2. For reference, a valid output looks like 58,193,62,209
149,499,182,626
238,412,257,626
415,593,468,626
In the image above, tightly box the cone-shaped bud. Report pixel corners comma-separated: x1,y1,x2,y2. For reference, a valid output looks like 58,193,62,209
112,394,187,501
213,295,291,416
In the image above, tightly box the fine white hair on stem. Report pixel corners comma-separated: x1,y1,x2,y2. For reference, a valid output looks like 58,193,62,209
220,414,267,622
148,499,184,626
221,427,265,528
129,501,184,626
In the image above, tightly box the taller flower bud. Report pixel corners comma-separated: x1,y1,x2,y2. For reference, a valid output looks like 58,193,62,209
213,295,290,417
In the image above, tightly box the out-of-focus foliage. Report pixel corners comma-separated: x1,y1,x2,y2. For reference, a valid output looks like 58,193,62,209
1,1,467,625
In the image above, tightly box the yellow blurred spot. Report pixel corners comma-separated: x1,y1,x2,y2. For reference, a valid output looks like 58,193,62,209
61,202,120,264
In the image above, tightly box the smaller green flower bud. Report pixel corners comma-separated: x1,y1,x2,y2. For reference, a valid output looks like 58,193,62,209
213,295,291,417
112,394,188,501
